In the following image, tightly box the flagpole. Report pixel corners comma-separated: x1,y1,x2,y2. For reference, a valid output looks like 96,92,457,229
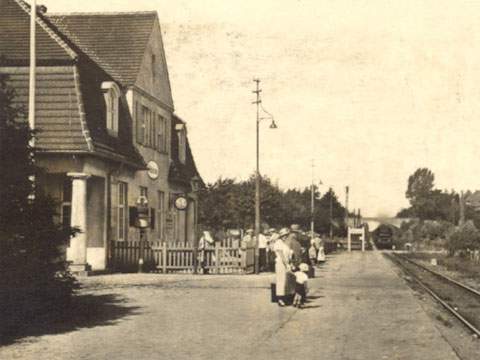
29,0,36,144
28,0,36,200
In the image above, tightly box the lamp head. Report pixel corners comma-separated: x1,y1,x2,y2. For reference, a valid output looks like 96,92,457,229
269,120,278,129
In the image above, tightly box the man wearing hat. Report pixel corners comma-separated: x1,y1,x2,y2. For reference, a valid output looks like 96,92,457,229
241,228,254,246
286,224,303,268
266,228,278,272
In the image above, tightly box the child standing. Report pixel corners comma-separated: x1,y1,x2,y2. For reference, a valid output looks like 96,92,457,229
293,263,309,308
308,244,317,266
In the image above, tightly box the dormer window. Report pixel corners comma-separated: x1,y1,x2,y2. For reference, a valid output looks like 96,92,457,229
176,123,186,164
101,81,120,136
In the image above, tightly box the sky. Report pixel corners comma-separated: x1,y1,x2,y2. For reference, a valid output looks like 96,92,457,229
39,0,480,217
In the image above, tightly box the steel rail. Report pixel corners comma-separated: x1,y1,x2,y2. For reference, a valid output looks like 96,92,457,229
396,254,480,297
389,253,480,338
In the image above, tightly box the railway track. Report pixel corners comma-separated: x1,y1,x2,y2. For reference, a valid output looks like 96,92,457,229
387,252,480,337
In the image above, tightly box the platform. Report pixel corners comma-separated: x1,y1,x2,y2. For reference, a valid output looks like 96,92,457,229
254,251,460,360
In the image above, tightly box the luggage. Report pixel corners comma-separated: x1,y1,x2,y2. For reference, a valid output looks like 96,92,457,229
308,265,315,278
270,283,277,302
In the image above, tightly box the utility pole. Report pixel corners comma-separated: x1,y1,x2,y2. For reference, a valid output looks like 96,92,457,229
28,0,37,201
329,187,333,240
310,160,315,238
253,79,261,274
29,0,36,145
459,191,465,226
345,186,349,230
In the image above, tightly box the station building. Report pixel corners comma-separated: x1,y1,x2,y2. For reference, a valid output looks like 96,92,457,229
0,0,202,272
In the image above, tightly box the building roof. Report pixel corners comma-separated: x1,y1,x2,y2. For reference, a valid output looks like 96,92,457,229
4,66,90,152
0,0,145,168
48,12,157,86
0,0,77,64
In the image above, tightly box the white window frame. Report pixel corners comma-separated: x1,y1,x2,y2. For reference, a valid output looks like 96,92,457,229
176,123,186,164
118,182,128,241
157,114,166,153
102,82,120,136
157,191,165,240
61,177,72,229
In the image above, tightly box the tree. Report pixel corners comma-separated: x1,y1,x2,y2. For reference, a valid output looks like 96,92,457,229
198,175,346,235
403,168,457,221
406,168,435,201
405,168,435,220
0,74,77,336
446,221,480,256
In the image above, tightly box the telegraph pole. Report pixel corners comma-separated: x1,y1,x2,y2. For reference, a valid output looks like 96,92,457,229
28,0,37,201
253,79,261,274
459,191,465,226
345,186,349,230
329,187,333,240
310,160,315,238
29,0,36,145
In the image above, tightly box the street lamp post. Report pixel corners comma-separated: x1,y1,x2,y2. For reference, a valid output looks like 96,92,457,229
329,187,333,240
253,79,277,274
191,176,202,275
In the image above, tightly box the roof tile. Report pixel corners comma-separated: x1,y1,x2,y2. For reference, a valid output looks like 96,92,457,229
49,12,157,86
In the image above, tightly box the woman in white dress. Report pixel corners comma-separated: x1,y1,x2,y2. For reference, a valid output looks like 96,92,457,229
274,228,293,306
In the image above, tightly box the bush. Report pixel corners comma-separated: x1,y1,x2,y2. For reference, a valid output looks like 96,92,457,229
446,221,480,256
0,73,77,337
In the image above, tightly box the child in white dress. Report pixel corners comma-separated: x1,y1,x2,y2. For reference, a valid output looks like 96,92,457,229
293,263,309,308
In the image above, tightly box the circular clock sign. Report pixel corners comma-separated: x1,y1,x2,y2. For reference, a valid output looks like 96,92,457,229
147,160,159,180
174,196,188,211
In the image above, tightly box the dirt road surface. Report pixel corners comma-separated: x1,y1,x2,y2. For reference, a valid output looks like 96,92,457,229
0,251,461,360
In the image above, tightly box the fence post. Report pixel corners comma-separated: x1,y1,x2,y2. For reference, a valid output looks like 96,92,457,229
162,242,167,274
241,247,246,273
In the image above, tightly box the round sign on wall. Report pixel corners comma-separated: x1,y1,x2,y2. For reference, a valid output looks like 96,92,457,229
147,160,159,180
174,196,188,211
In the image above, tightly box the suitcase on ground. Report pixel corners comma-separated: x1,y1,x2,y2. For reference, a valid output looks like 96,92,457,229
308,265,315,278
270,283,277,302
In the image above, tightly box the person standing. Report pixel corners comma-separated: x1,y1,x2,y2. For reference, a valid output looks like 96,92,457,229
258,230,268,272
241,229,255,249
267,228,278,272
286,225,302,268
293,263,309,308
274,228,293,306
198,230,214,274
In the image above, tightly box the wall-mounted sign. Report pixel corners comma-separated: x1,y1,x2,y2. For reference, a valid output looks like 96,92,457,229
147,160,159,180
174,195,188,211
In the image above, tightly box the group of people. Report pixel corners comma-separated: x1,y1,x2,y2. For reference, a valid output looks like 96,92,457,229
268,225,326,307
197,224,327,307
240,225,326,274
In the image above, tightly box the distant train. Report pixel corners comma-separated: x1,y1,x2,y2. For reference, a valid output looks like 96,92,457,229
372,224,395,249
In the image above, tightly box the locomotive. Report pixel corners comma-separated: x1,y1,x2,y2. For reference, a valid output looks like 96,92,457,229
372,224,395,249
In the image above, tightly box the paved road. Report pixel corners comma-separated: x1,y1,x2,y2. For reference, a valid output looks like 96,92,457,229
0,251,460,360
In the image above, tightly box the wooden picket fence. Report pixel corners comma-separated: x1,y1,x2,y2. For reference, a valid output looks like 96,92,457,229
110,240,255,274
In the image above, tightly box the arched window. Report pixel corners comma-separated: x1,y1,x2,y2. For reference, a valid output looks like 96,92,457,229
175,123,186,164
101,81,120,136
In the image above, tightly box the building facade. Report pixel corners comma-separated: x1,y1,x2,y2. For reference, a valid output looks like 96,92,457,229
0,0,202,272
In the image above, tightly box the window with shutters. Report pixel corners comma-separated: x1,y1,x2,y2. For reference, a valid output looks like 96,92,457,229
118,182,128,241
157,191,165,239
157,115,166,153
177,127,186,164
142,106,151,146
61,178,72,229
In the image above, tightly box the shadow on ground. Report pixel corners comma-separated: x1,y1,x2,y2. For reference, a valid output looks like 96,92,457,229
0,293,140,346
